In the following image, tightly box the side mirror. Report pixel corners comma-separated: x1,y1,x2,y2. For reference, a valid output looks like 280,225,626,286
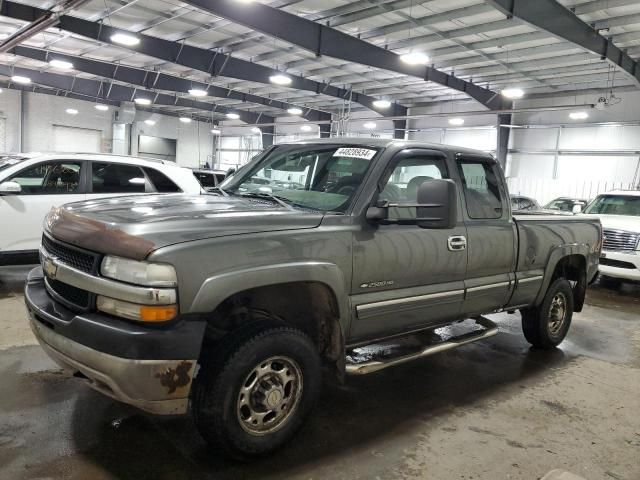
416,179,458,229
0,181,21,195
572,204,582,214
366,178,458,229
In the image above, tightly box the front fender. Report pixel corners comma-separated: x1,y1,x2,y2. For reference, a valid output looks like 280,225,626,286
189,261,349,325
535,243,592,306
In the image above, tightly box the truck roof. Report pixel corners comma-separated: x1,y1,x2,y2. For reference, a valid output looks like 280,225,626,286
602,190,640,197
283,137,494,157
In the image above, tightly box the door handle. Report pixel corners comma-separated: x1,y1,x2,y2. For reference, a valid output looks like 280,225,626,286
448,235,467,251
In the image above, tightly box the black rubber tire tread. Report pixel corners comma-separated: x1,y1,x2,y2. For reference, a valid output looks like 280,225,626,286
192,325,321,460
521,278,574,349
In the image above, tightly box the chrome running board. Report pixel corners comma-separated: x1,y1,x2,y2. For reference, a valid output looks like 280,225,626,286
345,316,498,375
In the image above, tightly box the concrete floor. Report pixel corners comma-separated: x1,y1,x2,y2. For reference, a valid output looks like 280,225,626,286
1,265,639,480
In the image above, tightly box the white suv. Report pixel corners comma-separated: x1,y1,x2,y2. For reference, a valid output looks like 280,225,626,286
583,190,640,282
0,153,202,265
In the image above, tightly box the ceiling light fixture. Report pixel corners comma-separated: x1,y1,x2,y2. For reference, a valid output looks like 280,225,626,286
269,74,292,86
144,119,156,125
449,118,465,126
94,104,109,111
134,98,151,105
373,99,391,109
287,107,303,115
251,127,261,133
188,88,207,97
49,59,73,70
400,51,430,65
363,122,377,129
11,75,31,84
179,117,192,123
226,112,240,120
300,125,313,132
211,128,221,135
65,108,78,115
502,88,524,99
569,111,589,120
110,32,140,46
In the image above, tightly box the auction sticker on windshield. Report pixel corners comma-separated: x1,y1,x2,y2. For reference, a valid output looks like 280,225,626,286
333,148,377,160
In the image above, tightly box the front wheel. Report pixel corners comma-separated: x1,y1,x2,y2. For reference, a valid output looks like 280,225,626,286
521,278,574,349
192,326,322,460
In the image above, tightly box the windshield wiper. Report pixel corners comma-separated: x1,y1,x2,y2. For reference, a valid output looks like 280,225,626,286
238,192,294,210
207,186,228,196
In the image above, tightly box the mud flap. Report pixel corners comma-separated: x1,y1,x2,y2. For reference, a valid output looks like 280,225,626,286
573,271,587,312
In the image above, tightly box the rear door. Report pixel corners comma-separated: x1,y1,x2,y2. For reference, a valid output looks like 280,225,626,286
456,154,516,316
0,160,86,252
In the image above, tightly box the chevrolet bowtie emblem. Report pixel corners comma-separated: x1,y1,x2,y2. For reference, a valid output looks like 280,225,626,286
43,256,58,279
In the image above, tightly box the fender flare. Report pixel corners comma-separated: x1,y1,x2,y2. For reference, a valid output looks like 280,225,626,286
189,261,349,326
535,243,590,306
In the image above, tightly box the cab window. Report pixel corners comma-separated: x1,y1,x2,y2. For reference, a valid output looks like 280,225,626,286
458,160,503,219
92,163,147,194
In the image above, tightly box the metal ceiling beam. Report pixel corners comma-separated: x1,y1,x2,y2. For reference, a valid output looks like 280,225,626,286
181,0,508,111
0,64,272,125
9,45,331,122
485,0,640,87
0,1,403,117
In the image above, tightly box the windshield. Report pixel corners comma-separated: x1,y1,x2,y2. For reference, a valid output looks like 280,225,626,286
0,155,29,174
584,194,640,216
224,144,380,212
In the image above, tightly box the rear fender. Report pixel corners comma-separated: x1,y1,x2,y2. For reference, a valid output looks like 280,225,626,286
535,244,590,306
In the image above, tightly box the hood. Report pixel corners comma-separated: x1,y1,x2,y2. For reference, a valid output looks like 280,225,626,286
589,214,640,233
44,194,324,260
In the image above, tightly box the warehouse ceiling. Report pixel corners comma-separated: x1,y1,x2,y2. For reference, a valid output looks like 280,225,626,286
0,0,638,124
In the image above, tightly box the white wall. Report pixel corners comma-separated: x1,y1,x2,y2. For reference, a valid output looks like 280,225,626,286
0,88,22,152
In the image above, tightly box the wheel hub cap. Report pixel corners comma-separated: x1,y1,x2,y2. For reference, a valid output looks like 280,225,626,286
236,356,303,436
548,292,567,335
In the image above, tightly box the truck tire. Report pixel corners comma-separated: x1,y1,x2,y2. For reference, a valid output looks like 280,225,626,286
521,278,574,349
192,325,322,460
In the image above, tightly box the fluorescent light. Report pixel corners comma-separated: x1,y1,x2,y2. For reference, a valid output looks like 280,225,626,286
226,112,240,119
110,32,140,46
134,98,151,105
300,125,312,132
11,75,30,84
363,122,377,129
179,116,192,123
94,104,109,111
210,128,221,135
569,111,589,120
400,51,429,65
287,107,303,115
49,59,73,70
269,74,292,85
502,88,524,99
188,88,207,97
449,118,465,126
373,99,391,109
65,108,78,115
251,127,261,133
144,119,156,125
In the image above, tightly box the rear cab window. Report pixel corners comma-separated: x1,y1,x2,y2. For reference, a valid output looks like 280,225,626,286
457,157,504,219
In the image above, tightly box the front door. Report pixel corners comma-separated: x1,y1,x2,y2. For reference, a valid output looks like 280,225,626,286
456,155,516,316
0,160,86,253
350,149,467,342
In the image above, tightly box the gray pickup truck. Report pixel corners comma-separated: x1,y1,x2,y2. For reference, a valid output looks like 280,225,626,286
25,139,601,459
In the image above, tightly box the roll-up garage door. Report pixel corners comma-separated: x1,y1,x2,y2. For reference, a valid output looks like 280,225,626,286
53,125,102,153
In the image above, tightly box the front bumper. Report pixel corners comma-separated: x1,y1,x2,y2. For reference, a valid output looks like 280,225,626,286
25,267,205,415
599,250,640,282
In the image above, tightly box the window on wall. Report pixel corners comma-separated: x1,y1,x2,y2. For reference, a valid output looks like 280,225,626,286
458,160,503,219
9,161,82,195
91,162,146,193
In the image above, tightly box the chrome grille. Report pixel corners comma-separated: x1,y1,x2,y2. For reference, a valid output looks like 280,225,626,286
602,229,640,252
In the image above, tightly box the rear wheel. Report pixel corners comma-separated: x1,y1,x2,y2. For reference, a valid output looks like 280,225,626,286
521,278,574,349
192,326,322,460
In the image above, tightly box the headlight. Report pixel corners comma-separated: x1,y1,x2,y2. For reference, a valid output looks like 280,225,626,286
97,296,177,322
101,256,177,287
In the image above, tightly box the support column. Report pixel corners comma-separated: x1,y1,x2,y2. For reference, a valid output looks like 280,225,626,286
393,120,407,140
496,113,512,171
320,123,331,138
261,126,275,148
